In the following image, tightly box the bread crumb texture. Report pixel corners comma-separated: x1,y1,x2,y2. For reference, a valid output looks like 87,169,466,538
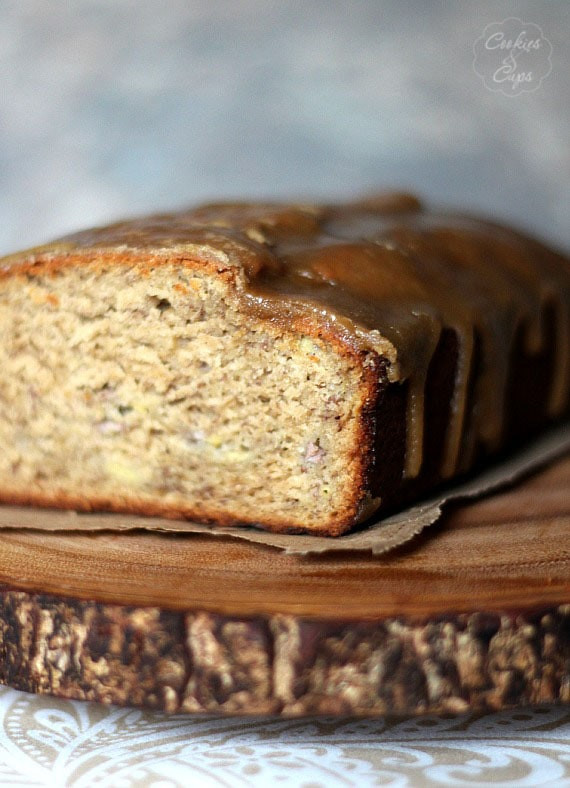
0,262,367,532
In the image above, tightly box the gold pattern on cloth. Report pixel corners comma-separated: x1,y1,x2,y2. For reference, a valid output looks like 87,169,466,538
0,687,569,786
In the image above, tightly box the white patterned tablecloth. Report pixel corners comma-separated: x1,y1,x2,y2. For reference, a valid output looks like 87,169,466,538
0,687,568,786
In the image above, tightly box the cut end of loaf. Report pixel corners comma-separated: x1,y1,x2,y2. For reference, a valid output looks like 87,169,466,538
0,256,377,535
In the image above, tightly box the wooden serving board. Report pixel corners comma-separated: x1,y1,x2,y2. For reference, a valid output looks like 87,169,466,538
0,455,569,717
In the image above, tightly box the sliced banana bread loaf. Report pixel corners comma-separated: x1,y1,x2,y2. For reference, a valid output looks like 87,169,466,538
0,193,568,535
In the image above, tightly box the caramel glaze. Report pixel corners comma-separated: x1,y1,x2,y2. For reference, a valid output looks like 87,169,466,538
13,193,570,482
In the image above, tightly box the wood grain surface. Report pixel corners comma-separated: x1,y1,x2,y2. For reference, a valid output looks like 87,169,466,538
0,455,568,716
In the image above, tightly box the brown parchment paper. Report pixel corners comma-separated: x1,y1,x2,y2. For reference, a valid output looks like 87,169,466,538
0,423,569,556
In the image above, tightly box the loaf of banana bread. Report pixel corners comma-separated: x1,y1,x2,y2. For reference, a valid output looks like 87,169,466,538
0,193,569,535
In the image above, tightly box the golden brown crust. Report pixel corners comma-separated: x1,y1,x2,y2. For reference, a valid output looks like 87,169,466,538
0,490,357,536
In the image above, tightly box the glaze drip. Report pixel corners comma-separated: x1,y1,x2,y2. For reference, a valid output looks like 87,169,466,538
10,194,570,481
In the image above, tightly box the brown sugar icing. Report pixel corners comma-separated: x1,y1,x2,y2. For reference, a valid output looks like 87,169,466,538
6,193,569,481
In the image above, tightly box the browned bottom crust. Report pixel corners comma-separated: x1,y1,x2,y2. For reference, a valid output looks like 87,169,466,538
0,489,360,536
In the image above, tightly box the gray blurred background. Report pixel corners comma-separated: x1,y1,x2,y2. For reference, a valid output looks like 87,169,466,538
1,0,568,254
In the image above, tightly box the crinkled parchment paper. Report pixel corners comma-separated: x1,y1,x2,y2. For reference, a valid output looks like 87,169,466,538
0,423,568,555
